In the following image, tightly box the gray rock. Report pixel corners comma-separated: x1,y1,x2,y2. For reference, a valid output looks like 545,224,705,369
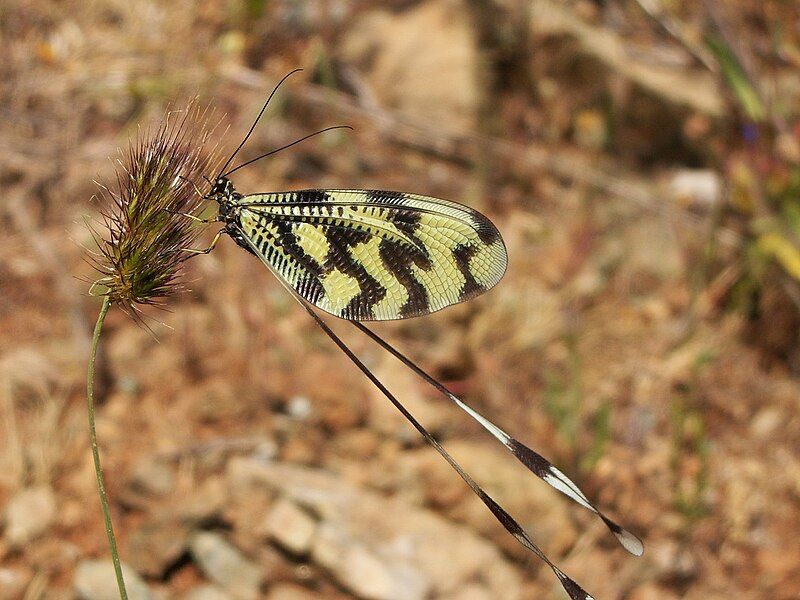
261,497,317,555
0,567,30,598
126,518,191,577
668,169,721,210
129,456,175,497
226,458,523,598
183,585,233,600
4,486,56,546
189,531,262,600
264,583,319,600
341,2,480,133
286,395,313,420
312,523,429,600
439,584,493,600
178,477,227,523
74,560,153,600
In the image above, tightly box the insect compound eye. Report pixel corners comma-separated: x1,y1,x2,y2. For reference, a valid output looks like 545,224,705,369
208,178,227,198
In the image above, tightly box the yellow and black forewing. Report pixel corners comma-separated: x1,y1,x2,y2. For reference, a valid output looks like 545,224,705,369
233,190,507,321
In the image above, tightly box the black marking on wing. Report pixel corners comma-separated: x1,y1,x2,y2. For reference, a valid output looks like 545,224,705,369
271,218,324,278
383,207,433,270
475,217,501,245
241,217,327,305
322,226,371,272
294,190,332,204
324,229,387,321
378,238,430,318
452,243,484,301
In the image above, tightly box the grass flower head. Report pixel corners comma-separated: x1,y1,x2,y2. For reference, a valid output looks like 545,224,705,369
91,105,221,312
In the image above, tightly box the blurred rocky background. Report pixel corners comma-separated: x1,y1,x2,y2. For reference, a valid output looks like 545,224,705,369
2,0,800,598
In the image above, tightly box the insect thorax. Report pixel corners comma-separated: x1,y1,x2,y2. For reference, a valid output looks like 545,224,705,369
209,176,253,253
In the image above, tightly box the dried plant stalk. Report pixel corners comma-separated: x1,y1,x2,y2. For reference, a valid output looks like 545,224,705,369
87,104,221,598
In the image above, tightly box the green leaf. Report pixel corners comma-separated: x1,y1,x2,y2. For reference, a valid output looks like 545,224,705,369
706,33,766,121
757,232,800,280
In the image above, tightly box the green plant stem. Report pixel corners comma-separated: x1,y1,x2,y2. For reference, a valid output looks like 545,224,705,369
87,295,128,600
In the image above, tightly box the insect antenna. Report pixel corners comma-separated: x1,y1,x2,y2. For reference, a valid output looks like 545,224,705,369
216,68,304,178
352,321,644,556
222,125,353,177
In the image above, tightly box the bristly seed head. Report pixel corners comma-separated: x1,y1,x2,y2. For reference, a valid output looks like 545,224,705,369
90,103,222,314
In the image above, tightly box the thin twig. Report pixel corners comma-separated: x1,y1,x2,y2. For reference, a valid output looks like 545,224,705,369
634,0,717,71
87,295,128,600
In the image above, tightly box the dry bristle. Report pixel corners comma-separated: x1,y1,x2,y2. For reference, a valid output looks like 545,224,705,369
91,103,222,312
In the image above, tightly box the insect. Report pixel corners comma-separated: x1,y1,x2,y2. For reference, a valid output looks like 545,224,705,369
187,71,642,600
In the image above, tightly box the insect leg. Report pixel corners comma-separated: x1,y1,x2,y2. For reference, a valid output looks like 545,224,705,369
177,175,206,199
182,229,225,255
163,208,215,223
